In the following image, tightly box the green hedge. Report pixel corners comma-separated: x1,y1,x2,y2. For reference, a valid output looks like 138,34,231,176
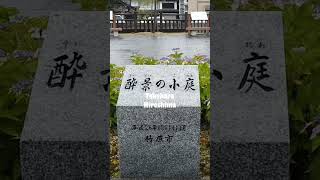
72,0,107,10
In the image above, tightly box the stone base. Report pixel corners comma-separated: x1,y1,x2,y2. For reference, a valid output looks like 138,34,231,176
210,142,289,180
117,107,201,179
112,177,205,180
20,141,109,180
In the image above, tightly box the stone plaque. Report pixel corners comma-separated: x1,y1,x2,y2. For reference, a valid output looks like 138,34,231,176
116,65,201,179
210,11,289,179
20,11,110,179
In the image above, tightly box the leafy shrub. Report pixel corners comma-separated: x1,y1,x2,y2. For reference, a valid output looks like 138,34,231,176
0,7,45,179
0,6,17,23
110,64,124,128
212,0,233,10
0,59,37,180
73,0,107,10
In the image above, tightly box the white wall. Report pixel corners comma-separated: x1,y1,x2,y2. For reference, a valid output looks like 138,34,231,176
187,0,209,13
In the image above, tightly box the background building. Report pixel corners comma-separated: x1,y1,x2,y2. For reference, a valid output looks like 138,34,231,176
186,0,210,13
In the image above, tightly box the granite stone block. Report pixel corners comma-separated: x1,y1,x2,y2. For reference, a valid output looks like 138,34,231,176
20,141,109,180
210,12,290,179
211,142,289,179
117,65,201,179
20,11,110,179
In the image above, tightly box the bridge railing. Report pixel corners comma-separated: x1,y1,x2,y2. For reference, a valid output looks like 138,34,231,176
110,12,209,33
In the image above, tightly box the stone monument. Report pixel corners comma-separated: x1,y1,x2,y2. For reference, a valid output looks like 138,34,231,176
20,11,110,179
210,11,289,179
117,65,201,179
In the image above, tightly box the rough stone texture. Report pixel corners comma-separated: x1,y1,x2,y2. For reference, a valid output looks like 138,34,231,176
211,142,289,179
112,177,209,180
210,12,289,179
20,11,110,179
117,65,201,179
20,141,109,180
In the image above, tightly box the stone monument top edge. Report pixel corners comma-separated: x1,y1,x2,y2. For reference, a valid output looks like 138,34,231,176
117,65,201,108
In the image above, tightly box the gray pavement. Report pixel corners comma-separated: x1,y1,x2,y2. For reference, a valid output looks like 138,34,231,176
111,32,209,66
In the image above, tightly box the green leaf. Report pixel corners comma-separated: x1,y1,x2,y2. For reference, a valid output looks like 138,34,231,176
312,137,320,152
0,114,22,137
309,148,320,180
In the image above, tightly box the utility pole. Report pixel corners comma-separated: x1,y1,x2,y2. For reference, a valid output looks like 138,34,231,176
153,0,157,33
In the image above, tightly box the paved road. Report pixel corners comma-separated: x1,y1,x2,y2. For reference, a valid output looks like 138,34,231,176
111,32,209,66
